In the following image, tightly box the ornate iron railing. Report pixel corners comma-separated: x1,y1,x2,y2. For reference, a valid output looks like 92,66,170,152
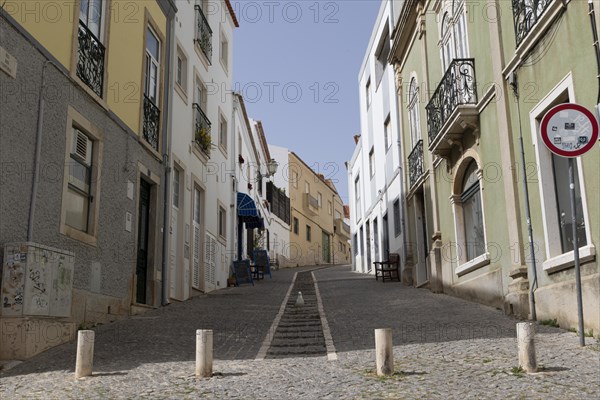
408,140,424,188
193,103,212,155
76,21,105,97
194,5,213,62
512,0,553,46
425,58,477,144
143,95,160,151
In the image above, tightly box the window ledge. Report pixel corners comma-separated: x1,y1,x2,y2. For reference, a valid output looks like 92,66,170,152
543,244,596,274
174,82,188,104
456,252,490,277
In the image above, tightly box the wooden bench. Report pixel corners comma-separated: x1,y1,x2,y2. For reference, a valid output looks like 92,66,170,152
374,253,400,282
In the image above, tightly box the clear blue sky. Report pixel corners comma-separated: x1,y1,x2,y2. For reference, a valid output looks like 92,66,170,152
233,0,381,204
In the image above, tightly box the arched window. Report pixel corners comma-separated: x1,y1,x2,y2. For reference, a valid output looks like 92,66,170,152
408,77,421,147
460,160,485,261
440,0,468,70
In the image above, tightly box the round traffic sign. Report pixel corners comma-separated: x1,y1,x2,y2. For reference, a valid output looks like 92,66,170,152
540,103,599,157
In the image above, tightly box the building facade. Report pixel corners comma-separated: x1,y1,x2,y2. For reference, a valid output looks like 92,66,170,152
166,0,238,300
289,152,349,267
0,0,177,359
350,0,599,332
349,0,407,280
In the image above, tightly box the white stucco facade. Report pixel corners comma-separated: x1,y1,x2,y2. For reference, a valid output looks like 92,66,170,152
348,0,406,276
167,0,237,298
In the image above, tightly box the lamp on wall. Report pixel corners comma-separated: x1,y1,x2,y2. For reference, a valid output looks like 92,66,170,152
265,159,279,178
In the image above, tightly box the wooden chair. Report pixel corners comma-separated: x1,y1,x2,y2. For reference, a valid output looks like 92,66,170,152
374,253,400,282
252,249,272,280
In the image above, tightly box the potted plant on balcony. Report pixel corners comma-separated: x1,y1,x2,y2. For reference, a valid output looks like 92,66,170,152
195,127,212,155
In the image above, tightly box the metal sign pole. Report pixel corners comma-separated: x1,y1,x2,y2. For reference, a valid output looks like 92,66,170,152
568,158,585,347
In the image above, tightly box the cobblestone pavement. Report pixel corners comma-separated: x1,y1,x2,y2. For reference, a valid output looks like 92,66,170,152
1,265,599,399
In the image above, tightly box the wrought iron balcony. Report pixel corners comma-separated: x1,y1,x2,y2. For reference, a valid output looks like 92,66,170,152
193,103,212,155
512,0,552,46
408,140,424,189
426,58,479,156
76,21,105,97
143,95,160,151
194,5,213,62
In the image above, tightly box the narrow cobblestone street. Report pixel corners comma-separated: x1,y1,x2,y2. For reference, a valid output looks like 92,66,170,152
1,265,598,399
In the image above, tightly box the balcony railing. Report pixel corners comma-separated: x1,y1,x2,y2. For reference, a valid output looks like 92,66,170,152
408,140,424,188
512,0,553,46
304,193,319,215
76,21,105,97
143,95,160,151
194,5,213,62
335,218,351,239
426,58,477,145
193,103,212,155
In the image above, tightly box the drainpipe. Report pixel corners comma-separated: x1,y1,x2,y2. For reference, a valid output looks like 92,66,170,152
27,61,53,242
161,6,176,306
509,72,538,321
231,96,238,263
589,0,600,118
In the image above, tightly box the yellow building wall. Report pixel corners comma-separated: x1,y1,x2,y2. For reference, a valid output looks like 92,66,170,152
106,0,166,135
289,152,341,266
5,1,76,68
5,1,167,136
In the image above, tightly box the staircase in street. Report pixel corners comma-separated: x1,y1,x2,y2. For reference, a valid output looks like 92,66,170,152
265,272,327,358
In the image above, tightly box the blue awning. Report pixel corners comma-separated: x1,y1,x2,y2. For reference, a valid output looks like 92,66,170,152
237,192,264,229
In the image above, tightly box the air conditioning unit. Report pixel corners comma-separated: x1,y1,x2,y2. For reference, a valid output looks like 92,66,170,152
72,128,92,165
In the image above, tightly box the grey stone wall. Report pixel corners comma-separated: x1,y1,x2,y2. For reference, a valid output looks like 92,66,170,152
0,16,165,313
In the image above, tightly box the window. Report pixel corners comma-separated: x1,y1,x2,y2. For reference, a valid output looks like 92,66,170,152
306,225,312,242
145,27,160,104
219,113,228,150
61,109,102,246
408,77,421,148
335,210,342,220
257,173,263,196
305,181,310,194
77,0,106,97
328,201,332,215
439,0,468,71
512,0,553,46
218,206,226,239
173,167,180,208
292,170,299,188
460,161,485,261
529,81,593,273
375,24,390,87
293,217,299,235
65,128,94,232
317,192,322,208
220,32,229,71
143,26,161,150
384,115,391,151
393,199,401,237
339,241,344,252
354,175,361,219
369,147,375,177
175,47,187,92
353,234,358,255
551,154,586,253
195,0,213,61
366,78,372,109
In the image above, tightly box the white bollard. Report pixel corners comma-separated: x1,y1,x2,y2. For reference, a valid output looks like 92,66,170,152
517,322,537,373
196,329,213,378
75,330,95,379
375,328,394,376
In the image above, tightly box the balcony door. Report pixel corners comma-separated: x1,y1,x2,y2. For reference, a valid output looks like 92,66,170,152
440,0,469,70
